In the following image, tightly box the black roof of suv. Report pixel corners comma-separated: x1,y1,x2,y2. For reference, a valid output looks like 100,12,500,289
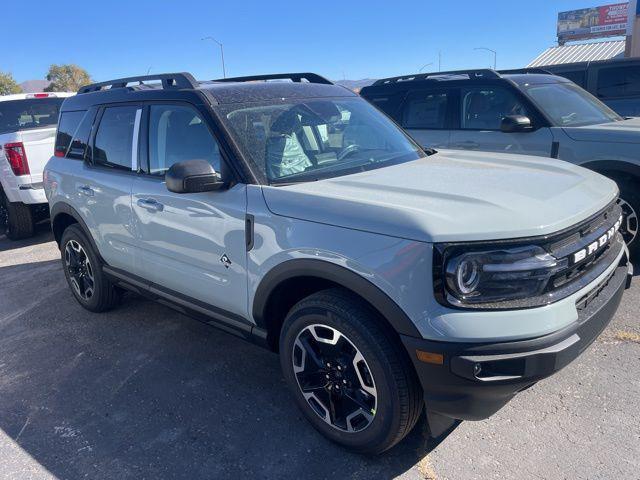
63,72,355,112
359,68,573,127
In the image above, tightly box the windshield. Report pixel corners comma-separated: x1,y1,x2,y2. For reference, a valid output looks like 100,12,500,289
0,98,65,135
522,82,622,127
218,97,426,184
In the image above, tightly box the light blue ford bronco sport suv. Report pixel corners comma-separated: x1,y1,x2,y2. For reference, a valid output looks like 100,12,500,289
44,72,633,454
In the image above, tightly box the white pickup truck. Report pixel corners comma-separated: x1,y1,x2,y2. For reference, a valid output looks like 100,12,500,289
0,92,73,239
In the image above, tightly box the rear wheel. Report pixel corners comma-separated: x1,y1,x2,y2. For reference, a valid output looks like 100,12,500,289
60,224,121,312
280,288,423,454
1,191,35,240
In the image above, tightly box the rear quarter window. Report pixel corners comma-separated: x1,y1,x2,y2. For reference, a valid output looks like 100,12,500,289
55,111,86,158
402,91,449,129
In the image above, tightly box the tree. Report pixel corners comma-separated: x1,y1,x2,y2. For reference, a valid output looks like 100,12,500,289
44,64,91,92
0,72,22,95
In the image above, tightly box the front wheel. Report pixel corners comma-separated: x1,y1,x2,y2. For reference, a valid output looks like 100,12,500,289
279,288,423,454
615,179,639,261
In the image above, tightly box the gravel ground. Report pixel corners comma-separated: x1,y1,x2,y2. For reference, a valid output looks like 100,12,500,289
0,228,638,480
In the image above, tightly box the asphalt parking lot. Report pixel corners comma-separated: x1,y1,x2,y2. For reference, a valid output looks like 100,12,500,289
0,227,638,480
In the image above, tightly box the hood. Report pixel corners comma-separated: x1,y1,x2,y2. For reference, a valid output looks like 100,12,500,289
562,117,640,144
261,150,618,243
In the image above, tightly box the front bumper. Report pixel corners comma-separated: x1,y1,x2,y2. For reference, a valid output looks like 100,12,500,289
401,257,632,421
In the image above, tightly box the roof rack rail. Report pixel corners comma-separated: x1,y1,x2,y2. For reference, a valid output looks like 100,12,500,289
213,72,333,85
77,72,198,94
498,68,552,75
372,69,501,86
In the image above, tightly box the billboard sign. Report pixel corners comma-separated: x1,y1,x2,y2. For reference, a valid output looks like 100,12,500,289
558,3,629,42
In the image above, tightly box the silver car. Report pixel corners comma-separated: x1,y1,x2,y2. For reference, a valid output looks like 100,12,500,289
45,72,632,454
361,70,640,258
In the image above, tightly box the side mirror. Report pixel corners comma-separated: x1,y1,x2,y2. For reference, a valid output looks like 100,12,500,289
500,115,533,133
165,159,226,194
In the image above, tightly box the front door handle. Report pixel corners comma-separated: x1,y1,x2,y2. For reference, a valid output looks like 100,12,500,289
137,198,164,212
453,141,480,150
77,185,95,197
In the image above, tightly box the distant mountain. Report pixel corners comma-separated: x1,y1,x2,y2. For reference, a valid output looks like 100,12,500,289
334,79,376,92
19,80,51,93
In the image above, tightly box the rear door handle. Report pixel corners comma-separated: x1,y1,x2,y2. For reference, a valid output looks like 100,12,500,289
137,198,164,212
77,185,94,197
453,141,480,150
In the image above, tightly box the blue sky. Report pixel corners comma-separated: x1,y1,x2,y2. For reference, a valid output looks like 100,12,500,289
4,0,628,83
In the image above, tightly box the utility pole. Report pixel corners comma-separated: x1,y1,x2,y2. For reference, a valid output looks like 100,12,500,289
626,0,640,57
202,36,226,78
474,47,497,70
438,51,442,72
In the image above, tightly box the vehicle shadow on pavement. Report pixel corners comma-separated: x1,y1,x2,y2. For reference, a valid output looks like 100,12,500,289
0,222,54,252
0,257,456,480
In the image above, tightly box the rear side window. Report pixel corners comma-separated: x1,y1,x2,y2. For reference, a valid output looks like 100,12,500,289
93,106,139,169
55,111,85,158
0,98,64,135
597,66,640,98
402,91,449,129
67,110,95,160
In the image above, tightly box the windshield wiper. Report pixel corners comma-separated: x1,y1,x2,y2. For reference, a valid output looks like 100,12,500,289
423,147,438,156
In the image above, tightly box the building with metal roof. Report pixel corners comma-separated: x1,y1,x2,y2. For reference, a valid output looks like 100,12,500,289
528,40,626,67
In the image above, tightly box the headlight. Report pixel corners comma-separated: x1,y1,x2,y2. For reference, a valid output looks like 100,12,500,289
440,245,568,307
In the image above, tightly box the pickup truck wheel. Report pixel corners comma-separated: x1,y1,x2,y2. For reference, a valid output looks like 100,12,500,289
280,288,422,454
60,225,121,312
616,181,639,260
2,194,35,240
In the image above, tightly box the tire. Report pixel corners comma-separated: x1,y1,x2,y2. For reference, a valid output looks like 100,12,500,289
279,288,423,454
60,224,121,312
614,177,640,261
2,192,35,240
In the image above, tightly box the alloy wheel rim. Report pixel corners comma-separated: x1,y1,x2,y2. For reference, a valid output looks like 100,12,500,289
64,240,95,301
617,197,638,246
292,324,377,433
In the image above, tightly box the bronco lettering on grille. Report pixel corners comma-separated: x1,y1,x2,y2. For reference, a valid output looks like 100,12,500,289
572,215,622,264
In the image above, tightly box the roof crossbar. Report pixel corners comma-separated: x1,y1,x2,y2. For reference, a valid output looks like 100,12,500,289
372,69,501,86
214,72,333,85
77,72,199,94
498,68,552,75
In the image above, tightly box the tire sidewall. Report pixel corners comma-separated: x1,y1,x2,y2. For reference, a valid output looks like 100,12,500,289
60,225,107,310
279,302,404,452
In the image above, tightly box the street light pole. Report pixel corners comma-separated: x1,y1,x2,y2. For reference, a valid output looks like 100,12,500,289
202,36,226,78
474,47,497,70
419,62,433,72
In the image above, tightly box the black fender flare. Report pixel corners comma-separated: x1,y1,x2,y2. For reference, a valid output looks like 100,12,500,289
50,203,102,259
252,258,422,338
580,160,640,182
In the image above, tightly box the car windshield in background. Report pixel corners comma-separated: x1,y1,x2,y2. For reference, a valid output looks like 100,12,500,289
218,97,426,184
0,98,65,135
522,83,622,127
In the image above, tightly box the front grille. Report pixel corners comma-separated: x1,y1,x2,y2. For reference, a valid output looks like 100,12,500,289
543,200,623,298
